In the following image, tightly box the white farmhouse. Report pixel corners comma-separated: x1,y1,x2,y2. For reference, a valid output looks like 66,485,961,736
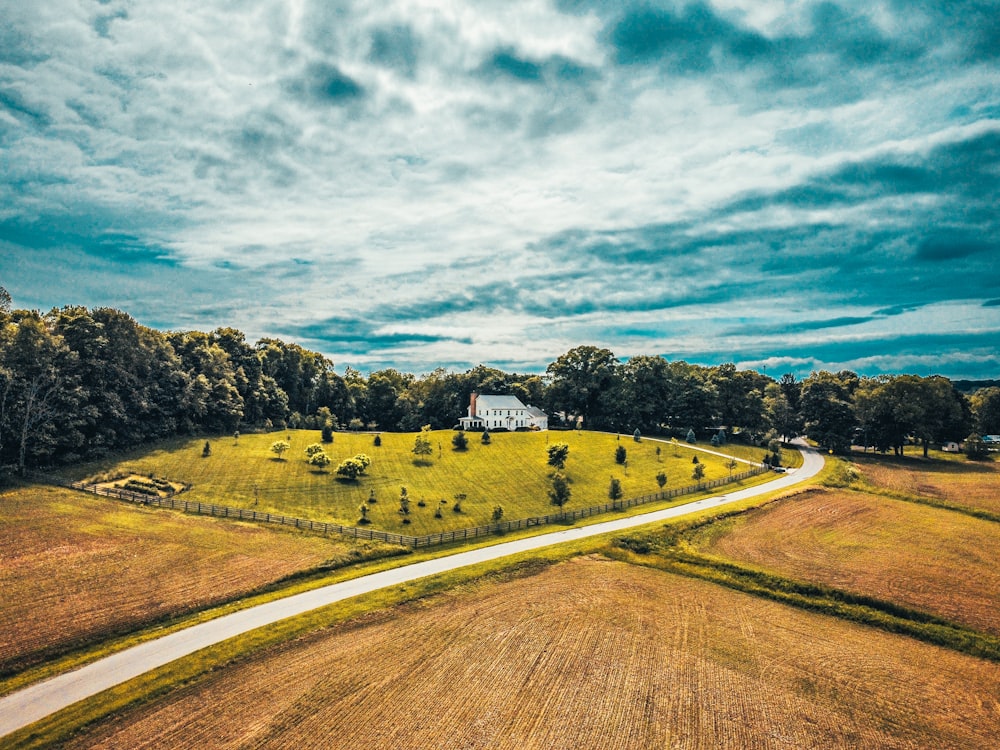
458,392,548,431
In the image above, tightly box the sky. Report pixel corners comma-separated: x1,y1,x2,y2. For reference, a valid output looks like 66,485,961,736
1,0,999,379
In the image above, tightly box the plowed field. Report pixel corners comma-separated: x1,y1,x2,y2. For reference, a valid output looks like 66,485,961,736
852,454,1000,514
68,557,1000,750
0,485,392,675
696,489,1000,635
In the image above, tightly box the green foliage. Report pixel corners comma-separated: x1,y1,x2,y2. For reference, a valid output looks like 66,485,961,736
633,428,641,442
608,477,622,501
335,457,364,479
304,443,324,457
548,472,571,508
481,430,491,445
686,428,696,444
348,418,365,431
307,451,331,471
358,503,370,524
615,445,627,464
321,424,334,443
692,463,705,481
373,433,381,447
547,442,569,470
413,432,433,457
492,505,504,522
202,441,211,458
964,433,989,460
656,471,667,488
453,492,466,513
270,441,290,459
452,431,468,451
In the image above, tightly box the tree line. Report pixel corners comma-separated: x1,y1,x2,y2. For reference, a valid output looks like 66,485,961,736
1,295,997,473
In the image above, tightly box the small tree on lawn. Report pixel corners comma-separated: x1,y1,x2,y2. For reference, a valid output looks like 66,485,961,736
615,445,627,464
768,439,783,467
710,433,720,447
398,490,410,521
270,440,290,460
304,443,324,458
353,453,372,474
727,458,738,476
686,428,697,444
547,442,569,470
656,471,667,489
548,472,571,512
481,429,491,445
655,445,661,462
202,440,211,458
358,503,370,524
608,477,622,502
373,433,381,447
413,429,433,459
368,488,377,503
452,431,468,451
348,418,364,431
716,428,727,446
336,457,364,480
692,463,705,481
321,423,334,443
453,493,466,513
492,505,504,522
633,428,641,442
308,451,331,472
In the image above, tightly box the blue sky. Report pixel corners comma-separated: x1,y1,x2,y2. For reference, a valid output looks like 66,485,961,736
2,0,998,378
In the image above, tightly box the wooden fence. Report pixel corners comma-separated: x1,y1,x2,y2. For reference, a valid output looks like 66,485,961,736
28,464,766,549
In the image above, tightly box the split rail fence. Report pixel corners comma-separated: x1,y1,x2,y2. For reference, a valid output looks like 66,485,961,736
28,464,767,549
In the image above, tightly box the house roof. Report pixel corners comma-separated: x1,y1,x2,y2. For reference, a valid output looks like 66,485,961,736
476,394,527,411
526,405,546,418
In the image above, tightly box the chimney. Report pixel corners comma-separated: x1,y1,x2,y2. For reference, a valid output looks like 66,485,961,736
470,392,478,418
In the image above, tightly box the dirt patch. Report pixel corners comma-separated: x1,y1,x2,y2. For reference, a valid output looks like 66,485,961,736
68,557,1000,750
851,454,1000,515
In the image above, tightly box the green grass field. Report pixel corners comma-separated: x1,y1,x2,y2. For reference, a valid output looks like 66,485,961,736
66,431,768,535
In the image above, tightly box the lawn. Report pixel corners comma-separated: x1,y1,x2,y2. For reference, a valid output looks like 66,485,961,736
65,430,767,535
0,483,402,678
64,557,1000,750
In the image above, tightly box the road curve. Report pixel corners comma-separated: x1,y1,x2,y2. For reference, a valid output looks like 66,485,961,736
0,443,823,739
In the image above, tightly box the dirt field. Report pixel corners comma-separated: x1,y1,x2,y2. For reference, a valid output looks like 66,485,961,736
68,557,1000,750
695,489,1000,636
0,484,395,676
851,454,1000,515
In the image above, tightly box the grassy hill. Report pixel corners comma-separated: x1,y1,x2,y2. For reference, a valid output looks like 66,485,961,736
66,430,771,535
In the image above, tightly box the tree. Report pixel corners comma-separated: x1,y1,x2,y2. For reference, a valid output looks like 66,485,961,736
304,443,325,457
608,477,623,502
202,440,211,457
726,458,738,476
965,433,988,460
656,471,667,488
358,503,370,524
492,505,504,522
353,453,372,473
692,463,705,481
321,423,334,443
452,430,468,451
615,445,627,464
373,433,381,446
547,442,569,470
545,346,619,429
633,428,641,442
800,370,858,454
270,440,290,459
413,427,433,458
972,387,1000,435
308,450,331,471
453,492,465,513
398,491,410,517
481,429,491,445
336,457,364,479
548,472,571,510
686,428,696,444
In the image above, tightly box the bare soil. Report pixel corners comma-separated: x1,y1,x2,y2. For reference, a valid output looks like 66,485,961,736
68,557,1000,750
851,454,1000,515
0,484,386,675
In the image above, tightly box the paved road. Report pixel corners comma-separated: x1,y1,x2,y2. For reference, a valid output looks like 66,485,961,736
0,443,823,739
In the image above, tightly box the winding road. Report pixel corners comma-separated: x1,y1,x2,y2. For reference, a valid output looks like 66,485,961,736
0,441,823,739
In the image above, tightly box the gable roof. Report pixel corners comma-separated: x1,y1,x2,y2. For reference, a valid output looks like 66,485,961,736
476,394,527,411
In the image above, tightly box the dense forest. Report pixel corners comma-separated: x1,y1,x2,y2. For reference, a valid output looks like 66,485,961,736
1,291,998,473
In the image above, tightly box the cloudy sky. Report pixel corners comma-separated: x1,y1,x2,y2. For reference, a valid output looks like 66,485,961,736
2,0,998,378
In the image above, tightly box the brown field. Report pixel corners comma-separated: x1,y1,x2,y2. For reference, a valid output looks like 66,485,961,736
68,557,1000,750
851,453,1000,514
697,489,1000,635
0,484,396,676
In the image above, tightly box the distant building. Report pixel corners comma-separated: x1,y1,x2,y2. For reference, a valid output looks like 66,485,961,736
942,441,960,453
458,393,548,431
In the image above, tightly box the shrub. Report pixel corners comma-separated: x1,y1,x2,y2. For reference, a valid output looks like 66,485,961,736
686,428,696,444
633,429,641,442
270,441,290,459
481,430,491,445
336,457,364,479
492,505,504,522
692,463,705,481
615,445,627,464
452,431,468,451
202,441,211,458
965,434,989,460
656,471,667,488
608,477,622,501
308,451,331,471
373,433,382,447
321,424,334,443
304,443,325,458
